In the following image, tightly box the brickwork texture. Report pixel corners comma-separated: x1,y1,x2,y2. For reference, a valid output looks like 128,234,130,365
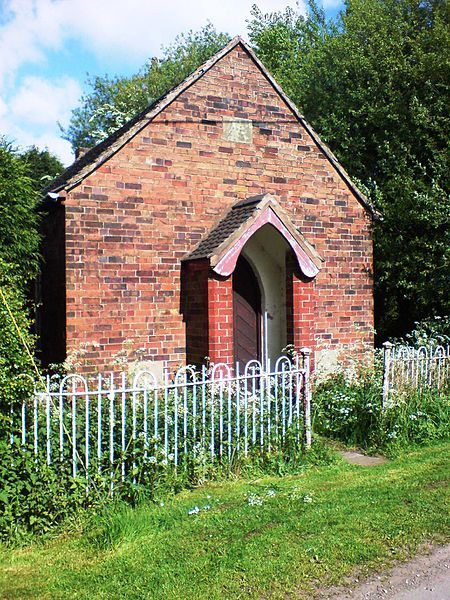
41,44,374,371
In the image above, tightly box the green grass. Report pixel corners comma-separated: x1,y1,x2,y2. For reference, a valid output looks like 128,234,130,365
1,443,448,599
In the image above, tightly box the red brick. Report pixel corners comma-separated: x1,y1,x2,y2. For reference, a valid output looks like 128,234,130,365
40,46,373,373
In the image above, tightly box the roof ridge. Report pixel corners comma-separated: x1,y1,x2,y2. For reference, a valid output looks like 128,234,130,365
232,193,269,209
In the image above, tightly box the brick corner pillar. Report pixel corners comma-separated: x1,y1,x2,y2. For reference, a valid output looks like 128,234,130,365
207,272,234,366
286,252,317,362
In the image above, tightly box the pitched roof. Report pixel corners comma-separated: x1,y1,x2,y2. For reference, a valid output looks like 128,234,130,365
45,36,379,218
186,196,261,262
184,193,323,279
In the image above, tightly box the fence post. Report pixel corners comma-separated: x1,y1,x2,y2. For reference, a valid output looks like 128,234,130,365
300,347,312,449
382,341,393,408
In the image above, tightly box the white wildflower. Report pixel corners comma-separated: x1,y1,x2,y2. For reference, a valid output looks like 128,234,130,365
247,493,263,506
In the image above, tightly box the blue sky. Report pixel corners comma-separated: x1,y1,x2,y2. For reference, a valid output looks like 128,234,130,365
0,0,343,166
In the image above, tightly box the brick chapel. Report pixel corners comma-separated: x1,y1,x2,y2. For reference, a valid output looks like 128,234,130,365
39,37,376,374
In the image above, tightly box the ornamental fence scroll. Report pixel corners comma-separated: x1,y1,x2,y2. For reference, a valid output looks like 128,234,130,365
382,342,450,406
9,351,311,491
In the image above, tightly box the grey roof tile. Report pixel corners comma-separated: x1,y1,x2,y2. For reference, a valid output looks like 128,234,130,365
186,202,258,261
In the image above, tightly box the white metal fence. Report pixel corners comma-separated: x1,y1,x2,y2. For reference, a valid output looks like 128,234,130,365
10,352,311,487
382,342,450,405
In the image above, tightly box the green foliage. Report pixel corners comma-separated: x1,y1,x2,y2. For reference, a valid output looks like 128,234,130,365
249,0,450,339
0,140,40,281
313,362,450,455
391,315,450,347
0,438,91,543
0,263,36,413
1,444,448,598
19,146,63,193
0,141,62,404
63,25,231,149
0,141,46,412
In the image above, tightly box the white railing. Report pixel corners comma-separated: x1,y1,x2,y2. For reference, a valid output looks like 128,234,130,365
382,342,450,405
10,352,311,488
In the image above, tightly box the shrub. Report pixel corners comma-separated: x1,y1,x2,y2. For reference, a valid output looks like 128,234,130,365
0,262,37,415
0,437,92,543
390,315,450,348
312,361,449,455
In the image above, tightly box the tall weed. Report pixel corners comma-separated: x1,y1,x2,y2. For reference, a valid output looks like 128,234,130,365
313,366,449,455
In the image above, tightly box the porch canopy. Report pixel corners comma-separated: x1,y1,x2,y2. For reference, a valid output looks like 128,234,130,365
185,193,322,278
182,193,323,367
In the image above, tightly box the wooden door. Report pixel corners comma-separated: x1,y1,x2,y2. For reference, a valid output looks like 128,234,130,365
233,256,261,366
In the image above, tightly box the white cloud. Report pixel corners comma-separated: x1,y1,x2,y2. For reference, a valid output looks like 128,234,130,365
0,96,7,118
320,0,342,8
64,0,305,61
20,130,74,165
11,75,81,126
0,0,66,90
0,0,306,165
0,0,305,89
0,114,74,164
0,75,80,164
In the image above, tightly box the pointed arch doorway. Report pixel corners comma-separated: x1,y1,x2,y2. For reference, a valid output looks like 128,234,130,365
232,255,261,365
183,193,322,367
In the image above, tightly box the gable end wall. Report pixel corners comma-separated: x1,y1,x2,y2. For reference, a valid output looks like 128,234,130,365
60,46,373,371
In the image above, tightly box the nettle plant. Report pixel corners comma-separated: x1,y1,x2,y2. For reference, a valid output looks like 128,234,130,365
0,436,94,543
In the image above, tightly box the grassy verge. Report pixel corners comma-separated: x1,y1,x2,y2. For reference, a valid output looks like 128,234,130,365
1,442,448,599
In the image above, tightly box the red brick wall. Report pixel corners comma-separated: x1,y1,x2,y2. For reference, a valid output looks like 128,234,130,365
207,274,234,365
286,252,316,355
57,45,373,371
39,203,66,366
183,260,209,366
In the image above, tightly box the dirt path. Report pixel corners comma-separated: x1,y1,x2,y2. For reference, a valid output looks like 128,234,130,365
339,450,387,467
322,544,450,599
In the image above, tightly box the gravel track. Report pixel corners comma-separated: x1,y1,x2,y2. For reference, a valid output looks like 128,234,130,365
322,544,450,600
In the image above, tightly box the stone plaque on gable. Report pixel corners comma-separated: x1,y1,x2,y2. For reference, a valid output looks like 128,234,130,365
223,117,253,144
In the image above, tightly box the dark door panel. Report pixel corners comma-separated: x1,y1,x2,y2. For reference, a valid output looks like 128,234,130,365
233,256,261,366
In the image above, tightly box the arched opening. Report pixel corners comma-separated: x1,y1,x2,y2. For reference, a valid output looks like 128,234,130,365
183,194,321,367
232,256,261,365
241,224,290,364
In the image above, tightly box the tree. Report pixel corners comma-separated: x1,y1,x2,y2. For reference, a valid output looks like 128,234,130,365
0,141,42,405
19,146,63,194
63,24,231,149
249,0,450,340
0,140,41,281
